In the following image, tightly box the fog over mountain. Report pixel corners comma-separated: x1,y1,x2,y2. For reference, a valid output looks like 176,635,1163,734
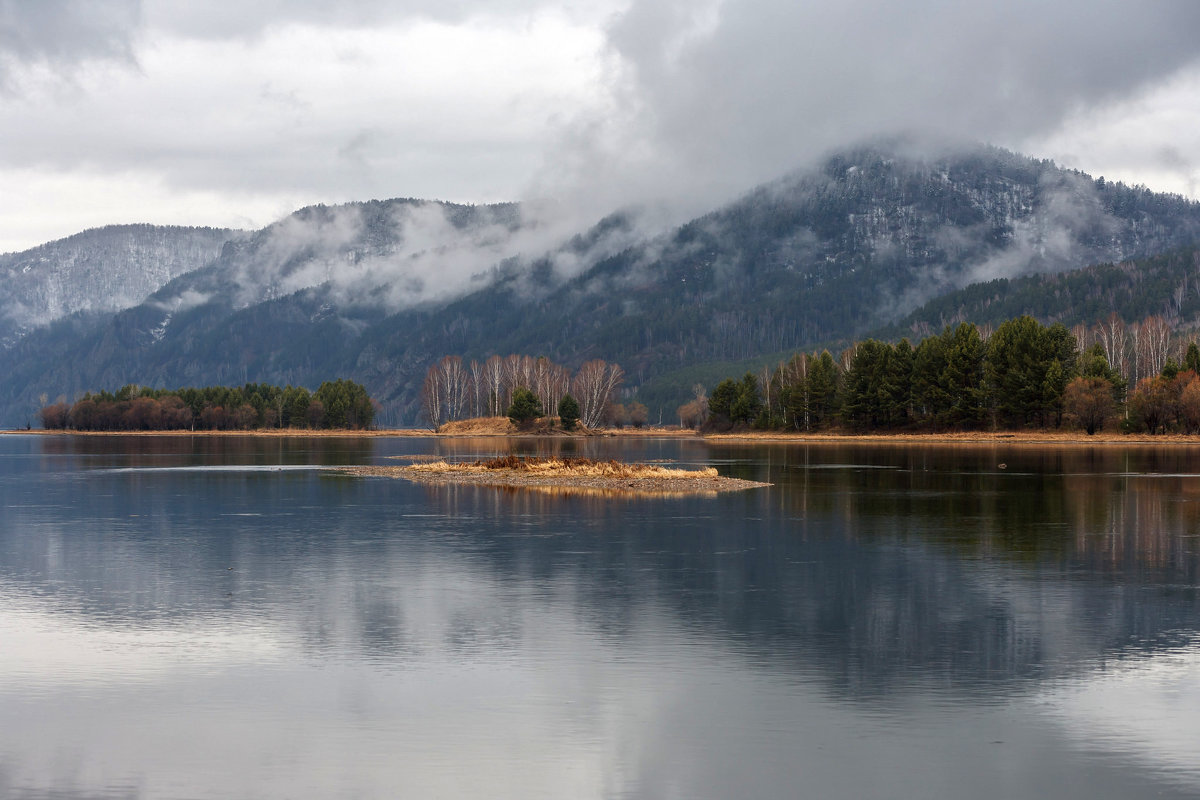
4,141,1200,428
145,197,647,319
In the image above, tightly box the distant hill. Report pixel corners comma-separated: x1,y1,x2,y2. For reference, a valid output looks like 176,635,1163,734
0,224,243,348
3,142,1200,427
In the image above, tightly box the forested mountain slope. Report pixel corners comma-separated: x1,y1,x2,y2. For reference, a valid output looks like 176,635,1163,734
886,245,1200,338
4,143,1200,426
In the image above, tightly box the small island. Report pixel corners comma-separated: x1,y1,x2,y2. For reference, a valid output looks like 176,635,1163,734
338,455,770,497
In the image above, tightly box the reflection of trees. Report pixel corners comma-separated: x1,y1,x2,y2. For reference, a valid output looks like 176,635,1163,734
38,433,377,468
5,438,1200,702
1064,472,1200,575
711,442,1200,574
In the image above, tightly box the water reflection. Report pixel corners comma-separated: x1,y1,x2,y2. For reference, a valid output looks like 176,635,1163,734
2,436,1200,798
34,432,378,468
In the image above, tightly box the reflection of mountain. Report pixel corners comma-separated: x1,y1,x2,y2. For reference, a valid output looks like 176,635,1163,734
2,439,1199,701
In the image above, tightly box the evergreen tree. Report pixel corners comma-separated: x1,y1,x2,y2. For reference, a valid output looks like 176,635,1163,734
912,330,952,425
842,340,892,429
1079,343,1126,402
887,339,914,426
1186,342,1200,375
557,394,580,431
1042,360,1067,427
507,387,543,426
730,373,763,425
315,379,374,429
986,316,1078,427
708,378,739,425
943,323,986,428
807,351,840,429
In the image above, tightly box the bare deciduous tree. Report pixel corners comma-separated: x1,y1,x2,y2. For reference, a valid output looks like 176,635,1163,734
469,359,484,418
572,359,624,428
484,355,505,416
1070,323,1090,356
1094,313,1128,382
421,355,468,429
1136,315,1172,379
421,367,443,429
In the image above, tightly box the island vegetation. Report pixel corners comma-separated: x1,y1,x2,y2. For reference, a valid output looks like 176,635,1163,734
420,354,641,430
38,379,375,431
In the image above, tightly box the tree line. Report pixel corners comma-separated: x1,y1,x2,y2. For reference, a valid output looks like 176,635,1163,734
694,313,1200,435
39,380,375,431
421,354,642,429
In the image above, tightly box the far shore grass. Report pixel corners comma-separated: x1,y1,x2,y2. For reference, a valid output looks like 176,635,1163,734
6,416,1200,446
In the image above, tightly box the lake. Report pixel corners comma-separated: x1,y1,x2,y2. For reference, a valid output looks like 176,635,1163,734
1,433,1199,799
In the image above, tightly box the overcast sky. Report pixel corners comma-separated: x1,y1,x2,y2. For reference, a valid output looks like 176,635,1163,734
2,0,1200,253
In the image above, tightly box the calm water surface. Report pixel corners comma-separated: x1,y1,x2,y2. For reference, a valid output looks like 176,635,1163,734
1,434,1199,799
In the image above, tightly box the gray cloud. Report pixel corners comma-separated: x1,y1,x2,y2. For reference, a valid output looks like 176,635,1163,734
537,0,1200,219
142,0,607,40
3,0,1200,257
0,0,139,89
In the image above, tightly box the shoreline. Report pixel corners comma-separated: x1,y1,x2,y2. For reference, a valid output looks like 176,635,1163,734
6,427,1200,446
0,428,436,438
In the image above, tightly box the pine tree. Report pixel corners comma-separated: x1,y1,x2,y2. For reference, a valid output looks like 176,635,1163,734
507,387,543,426
557,394,580,431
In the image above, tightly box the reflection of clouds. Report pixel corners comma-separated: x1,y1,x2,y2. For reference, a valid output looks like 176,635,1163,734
0,565,669,799
1039,641,1200,791
6,438,1200,797
0,594,282,685
6,571,1191,800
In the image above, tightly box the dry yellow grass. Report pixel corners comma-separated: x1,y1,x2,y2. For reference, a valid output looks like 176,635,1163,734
337,455,766,495
409,455,719,480
436,417,516,435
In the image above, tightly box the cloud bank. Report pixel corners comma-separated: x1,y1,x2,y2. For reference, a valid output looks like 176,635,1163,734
1,0,1199,252
537,0,1200,222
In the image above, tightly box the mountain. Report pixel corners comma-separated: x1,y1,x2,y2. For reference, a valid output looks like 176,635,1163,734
3,142,1200,427
0,224,244,348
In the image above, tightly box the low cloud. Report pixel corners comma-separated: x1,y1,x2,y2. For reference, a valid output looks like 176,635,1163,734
209,197,654,315
150,288,211,313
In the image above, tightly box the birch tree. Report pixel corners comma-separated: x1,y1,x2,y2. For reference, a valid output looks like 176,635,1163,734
1094,313,1129,384
572,359,624,428
484,355,505,416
